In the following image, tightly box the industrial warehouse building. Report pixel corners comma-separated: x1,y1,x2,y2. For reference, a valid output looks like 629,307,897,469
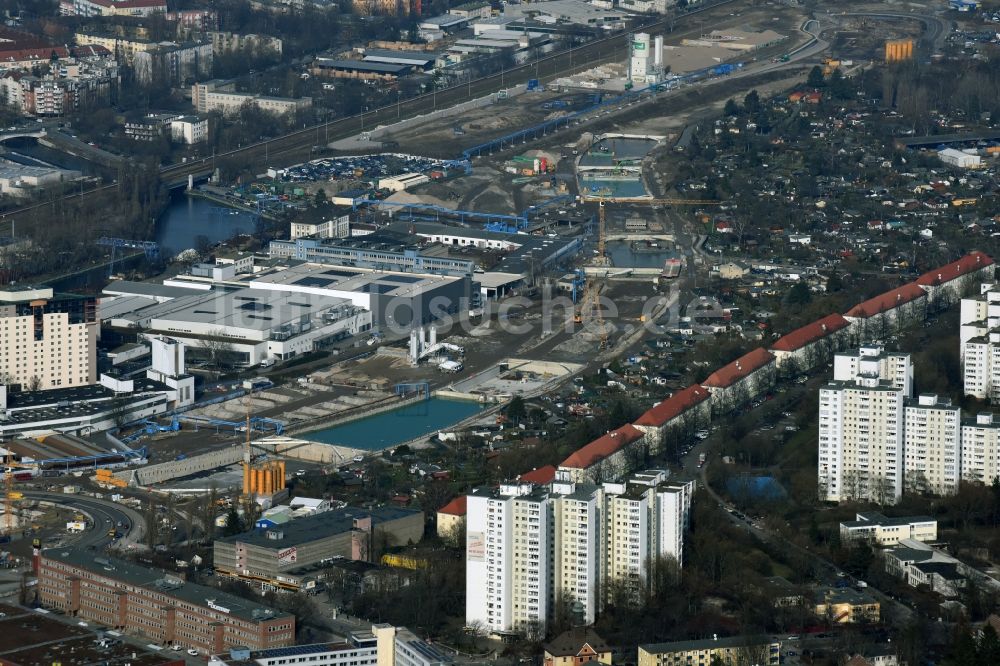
213,506,423,590
39,548,295,655
249,263,470,331
102,285,372,366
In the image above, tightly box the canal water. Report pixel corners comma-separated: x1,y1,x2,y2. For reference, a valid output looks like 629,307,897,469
155,191,259,258
301,397,485,450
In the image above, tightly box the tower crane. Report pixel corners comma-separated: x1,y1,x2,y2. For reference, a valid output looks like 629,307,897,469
579,196,722,206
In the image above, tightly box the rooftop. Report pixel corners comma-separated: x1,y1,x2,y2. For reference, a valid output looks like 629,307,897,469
518,464,557,485
42,548,290,623
640,635,777,654
217,505,421,548
313,58,411,75
250,262,461,299
634,384,710,427
770,313,851,352
845,283,926,318
544,627,610,657
103,280,204,300
914,251,993,286
437,495,467,516
702,347,774,388
842,512,936,528
560,424,644,469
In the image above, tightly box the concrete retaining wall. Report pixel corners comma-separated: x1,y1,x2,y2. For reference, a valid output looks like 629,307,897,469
264,437,362,464
113,444,267,486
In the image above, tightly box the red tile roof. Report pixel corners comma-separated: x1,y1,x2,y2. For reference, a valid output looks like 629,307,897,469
702,347,775,389
770,313,851,353
634,384,710,427
437,495,466,516
0,47,70,63
915,251,994,287
560,424,644,470
518,465,556,485
845,283,926,318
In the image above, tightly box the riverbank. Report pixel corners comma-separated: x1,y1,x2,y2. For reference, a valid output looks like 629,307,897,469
185,187,283,221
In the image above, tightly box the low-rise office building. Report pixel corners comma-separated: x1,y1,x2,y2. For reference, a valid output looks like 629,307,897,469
39,548,294,654
208,625,450,666
814,587,880,624
839,512,937,546
214,506,423,591
638,636,781,666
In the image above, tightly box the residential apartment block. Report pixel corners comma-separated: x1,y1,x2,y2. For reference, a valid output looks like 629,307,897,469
466,482,549,637
466,470,692,637
819,346,910,504
961,412,1000,485
209,31,283,56
701,347,776,414
191,80,312,116
960,283,1000,401
904,394,961,495
39,548,294,654
0,286,97,390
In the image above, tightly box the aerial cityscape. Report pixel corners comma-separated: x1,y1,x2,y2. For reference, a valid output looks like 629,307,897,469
3,0,1000,665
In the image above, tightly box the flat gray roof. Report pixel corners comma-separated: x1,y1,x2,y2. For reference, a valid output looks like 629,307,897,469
148,288,351,332
42,548,291,623
103,280,205,300
314,58,410,74
218,505,421,549
251,263,462,298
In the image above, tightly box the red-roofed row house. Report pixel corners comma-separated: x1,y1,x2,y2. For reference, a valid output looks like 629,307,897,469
558,424,646,483
769,313,853,373
915,250,994,308
632,384,711,453
701,347,777,413
844,283,928,339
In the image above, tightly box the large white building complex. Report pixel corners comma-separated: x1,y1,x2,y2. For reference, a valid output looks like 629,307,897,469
466,469,692,638
819,346,911,504
821,333,1000,502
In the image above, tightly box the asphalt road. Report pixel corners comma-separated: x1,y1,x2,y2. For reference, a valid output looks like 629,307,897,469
23,492,146,551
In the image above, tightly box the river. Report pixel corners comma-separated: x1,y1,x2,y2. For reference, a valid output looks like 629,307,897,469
155,190,259,259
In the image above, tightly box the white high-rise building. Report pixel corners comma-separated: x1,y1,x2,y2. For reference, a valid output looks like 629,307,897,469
833,345,913,397
465,483,549,638
465,471,692,637
904,394,961,496
0,286,97,391
601,471,691,604
549,471,601,626
959,283,1000,401
819,346,910,504
961,412,1000,485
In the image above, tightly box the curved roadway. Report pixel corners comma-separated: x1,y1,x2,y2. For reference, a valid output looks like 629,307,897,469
23,491,146,551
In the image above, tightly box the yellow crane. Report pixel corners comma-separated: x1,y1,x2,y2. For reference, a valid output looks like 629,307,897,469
575,202,610,349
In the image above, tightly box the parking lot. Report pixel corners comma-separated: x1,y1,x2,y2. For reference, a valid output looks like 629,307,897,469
276,153,450,184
